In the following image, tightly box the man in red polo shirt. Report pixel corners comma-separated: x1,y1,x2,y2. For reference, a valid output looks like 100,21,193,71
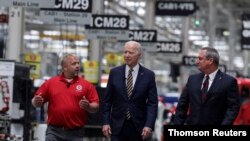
32,54,99,141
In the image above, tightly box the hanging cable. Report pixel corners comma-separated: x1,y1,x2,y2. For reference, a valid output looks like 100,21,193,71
59,23,64,57
74,24,78,55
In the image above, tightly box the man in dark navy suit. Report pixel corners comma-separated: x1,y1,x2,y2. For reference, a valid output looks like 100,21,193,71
174,47,240,125
102,41,158,141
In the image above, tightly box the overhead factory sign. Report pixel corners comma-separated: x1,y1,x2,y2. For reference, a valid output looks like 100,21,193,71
128,30,157,42
182,56,227,72
40,0,92,25
85,14,129,40
182,56,197,66
155,0,198,16
156,41,182,53
118,30,157,51
0,0,55,8
241,14,250,50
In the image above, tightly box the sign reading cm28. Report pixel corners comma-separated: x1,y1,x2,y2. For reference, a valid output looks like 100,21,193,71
88,15,129,29
54,0,92,12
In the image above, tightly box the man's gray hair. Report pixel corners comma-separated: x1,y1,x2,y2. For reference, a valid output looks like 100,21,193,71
202,47,220,65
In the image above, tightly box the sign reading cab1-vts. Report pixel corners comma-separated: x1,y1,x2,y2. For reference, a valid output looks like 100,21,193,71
156,41,182,53
155,0,197,16
0,0,55,8
40,0,92,25
85,15,129,40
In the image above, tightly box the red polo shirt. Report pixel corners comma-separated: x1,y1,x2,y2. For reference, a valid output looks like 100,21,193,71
35,74,99,129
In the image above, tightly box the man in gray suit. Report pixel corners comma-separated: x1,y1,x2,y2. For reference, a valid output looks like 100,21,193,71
102,41,158,141
174,47,240,125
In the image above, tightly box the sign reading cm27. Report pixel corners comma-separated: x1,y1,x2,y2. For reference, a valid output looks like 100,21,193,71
128,30,157,42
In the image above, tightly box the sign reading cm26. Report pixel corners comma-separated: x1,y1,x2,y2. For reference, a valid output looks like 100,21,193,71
54,0,92,12
157,41,182,53
88,15,129,29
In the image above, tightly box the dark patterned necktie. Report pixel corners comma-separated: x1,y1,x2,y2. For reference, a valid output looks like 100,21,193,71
201,75,209,102
127,69,133,98
126,69,133,119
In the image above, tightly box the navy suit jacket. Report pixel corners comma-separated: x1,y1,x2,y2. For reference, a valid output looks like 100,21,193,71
174,70,240,125
102,64,158,135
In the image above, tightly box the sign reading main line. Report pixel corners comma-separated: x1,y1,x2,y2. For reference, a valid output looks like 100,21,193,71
0,0,55,8
0,0,92,10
